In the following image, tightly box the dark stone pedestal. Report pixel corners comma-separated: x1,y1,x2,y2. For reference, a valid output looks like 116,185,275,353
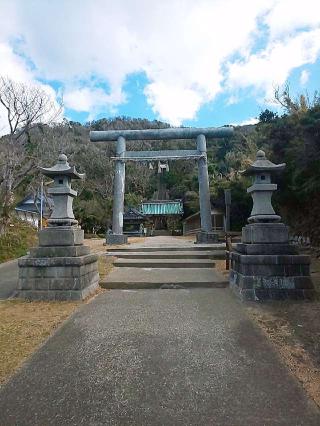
230,223,315,301
195,231,219,244
17,227,99,301
106,233,128,245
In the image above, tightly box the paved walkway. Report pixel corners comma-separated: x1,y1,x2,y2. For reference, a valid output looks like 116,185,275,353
0,259,19,299
1,289,319,425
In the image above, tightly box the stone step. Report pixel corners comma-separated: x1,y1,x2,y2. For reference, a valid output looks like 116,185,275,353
107,250,226,260
100,267,228,289
113,258,216,268
152,230,171,236
107,244,225,253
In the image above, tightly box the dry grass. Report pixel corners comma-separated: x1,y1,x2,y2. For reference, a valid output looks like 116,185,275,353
127,237,146,245
84,236,146,253
98,255,114,279
246,305,320,408
175,235,196,242
84,238,105,254
0,300,79,386
214,259,229,276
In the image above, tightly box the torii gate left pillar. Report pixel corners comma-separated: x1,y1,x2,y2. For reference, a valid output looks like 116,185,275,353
107,136,128,245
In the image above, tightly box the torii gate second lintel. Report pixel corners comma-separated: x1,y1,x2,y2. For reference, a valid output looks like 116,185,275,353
90,126,234,245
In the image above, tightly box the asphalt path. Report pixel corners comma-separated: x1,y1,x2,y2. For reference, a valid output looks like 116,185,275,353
0,259,19,299
0,289,319,425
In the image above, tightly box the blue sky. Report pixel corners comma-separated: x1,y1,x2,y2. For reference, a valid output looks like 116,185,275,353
0,0,320,133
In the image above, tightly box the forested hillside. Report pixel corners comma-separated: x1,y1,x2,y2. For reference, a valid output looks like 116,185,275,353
1,96,320,243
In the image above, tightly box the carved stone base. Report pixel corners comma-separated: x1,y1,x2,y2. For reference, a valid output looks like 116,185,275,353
17,254,99,301
230,268,315,301
195,231,219,244
229,221,315,301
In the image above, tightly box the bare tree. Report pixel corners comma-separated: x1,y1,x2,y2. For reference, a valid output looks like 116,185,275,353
0,77,62,234
274,83,320,115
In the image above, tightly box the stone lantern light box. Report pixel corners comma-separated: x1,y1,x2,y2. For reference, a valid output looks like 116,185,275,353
17,154,99,301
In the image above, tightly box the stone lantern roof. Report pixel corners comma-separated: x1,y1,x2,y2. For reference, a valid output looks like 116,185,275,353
40,154,85,180
243,150,285,176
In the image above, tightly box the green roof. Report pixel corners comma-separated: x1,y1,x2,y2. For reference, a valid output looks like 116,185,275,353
141,201,183,215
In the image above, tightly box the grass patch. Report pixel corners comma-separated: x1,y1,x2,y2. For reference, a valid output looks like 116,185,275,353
0,220,38,263
0,300,79,385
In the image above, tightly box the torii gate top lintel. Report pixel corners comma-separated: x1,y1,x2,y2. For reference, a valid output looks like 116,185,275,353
90,126,233,142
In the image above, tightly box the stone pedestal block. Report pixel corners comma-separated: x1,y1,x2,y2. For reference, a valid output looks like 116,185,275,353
106,233,128,245
30,245,90,258
236,242,297,255
195,231,219,244
17,253,99,301
242,223,289,244
39,227,84,246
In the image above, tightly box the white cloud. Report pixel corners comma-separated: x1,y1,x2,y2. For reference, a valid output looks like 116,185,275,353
264,0,320,39
231,117,259,126
226,29,320,99
144,83,203,126
300,70,310,86
64,86,126,120
0,0,320,128
226,95,239,106
0,0,270,126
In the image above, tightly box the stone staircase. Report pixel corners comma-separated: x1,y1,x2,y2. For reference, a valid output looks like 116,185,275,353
100,243,228,289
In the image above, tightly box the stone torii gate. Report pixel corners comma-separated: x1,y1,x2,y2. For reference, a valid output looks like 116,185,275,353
90,127,233,245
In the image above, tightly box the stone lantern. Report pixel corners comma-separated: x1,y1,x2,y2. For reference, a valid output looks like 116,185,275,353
17,154,99,301
229,150,314,301
40,153,84,227
244,150,285,224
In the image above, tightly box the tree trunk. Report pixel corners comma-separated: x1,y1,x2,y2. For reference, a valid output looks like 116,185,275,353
0,156,15,235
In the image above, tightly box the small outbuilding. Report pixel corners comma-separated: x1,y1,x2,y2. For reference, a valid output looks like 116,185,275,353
182,208,225,236
123,208,147,236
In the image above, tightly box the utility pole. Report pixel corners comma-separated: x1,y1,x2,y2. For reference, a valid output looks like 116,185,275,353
224,189,231,233
40,178,43,230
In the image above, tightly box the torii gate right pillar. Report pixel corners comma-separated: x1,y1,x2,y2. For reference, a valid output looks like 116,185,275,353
196,134,219,244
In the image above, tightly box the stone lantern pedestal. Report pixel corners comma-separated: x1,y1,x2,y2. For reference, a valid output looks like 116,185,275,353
17,155,99,301
230,151,314,301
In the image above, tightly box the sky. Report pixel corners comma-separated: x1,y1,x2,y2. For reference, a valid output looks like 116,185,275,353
0,0,320,135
